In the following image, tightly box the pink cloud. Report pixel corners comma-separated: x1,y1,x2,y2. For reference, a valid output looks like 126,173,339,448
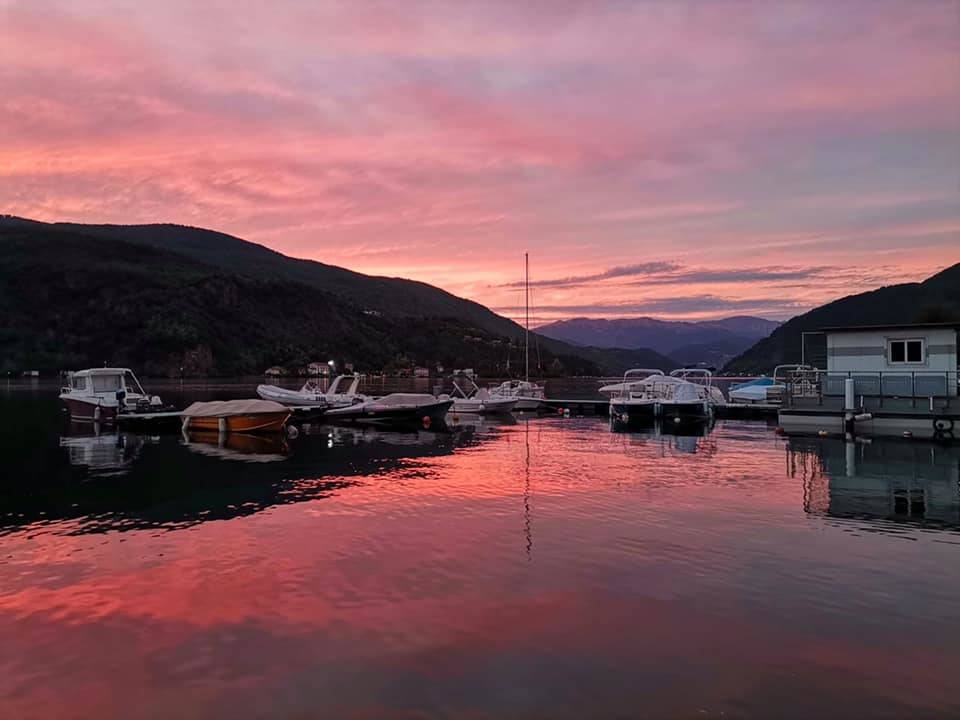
0,0,957,320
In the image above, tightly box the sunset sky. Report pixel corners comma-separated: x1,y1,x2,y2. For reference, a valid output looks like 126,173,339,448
2,0,958,323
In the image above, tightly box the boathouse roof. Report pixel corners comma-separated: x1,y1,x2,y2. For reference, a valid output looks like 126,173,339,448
818,322,960,334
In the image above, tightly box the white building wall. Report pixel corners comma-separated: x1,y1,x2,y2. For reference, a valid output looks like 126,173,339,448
825,328,958,395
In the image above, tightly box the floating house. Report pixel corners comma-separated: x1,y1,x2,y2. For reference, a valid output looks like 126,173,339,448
779,322,958,440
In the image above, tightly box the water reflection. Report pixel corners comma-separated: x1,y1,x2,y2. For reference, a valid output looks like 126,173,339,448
2,420,498,537
58,427,149,475
790,437,960,531
183,430,291,462
2,386,960,719
610,417,717,455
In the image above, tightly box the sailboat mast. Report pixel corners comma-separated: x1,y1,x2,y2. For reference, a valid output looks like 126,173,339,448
525,252,529,383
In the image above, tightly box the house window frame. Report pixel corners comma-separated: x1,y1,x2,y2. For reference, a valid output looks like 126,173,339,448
887,337,926,365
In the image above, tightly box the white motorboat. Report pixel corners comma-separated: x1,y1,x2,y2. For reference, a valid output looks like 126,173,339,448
257,374,368,409
448,378,518,414
668,368,727,406
325,393,454,427
59,368,164,423
599,368,665,399
488,380,545,411
609,368,716,426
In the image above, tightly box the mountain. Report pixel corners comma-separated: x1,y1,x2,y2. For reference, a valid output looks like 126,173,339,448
0,217,676,376
537,315,780,366
724,263,960,373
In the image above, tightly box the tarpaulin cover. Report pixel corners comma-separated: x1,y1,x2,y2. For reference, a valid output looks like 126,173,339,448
182,399,289,417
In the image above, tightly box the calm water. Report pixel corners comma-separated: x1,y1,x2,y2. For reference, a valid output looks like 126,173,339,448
1,380,959,719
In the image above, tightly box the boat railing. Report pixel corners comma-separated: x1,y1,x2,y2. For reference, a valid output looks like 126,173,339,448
615,369,665,401
784,370,958,409
670,368,713,387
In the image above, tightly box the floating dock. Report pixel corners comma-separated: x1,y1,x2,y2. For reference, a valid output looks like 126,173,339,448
540,399,780,419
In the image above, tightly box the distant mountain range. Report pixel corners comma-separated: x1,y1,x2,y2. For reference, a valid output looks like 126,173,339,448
537,316,781,368
0,216,676,376
724,263,960,373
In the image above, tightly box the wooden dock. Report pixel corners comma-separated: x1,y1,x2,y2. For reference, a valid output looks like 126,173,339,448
115,410,184,427
714,403,780,419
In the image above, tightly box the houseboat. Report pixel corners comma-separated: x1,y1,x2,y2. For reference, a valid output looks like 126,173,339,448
778,323,959,440
59,368,164,423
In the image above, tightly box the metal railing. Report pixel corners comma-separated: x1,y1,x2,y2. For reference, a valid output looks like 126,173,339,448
784,369,958,410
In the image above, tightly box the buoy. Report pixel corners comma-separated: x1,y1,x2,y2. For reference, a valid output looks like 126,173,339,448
422,415,431,429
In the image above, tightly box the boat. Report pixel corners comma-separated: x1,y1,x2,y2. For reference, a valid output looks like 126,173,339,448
609,369,715,426
489,253,546,411
599,368,665,399
728,365,810,404
180,399,291,434
59,368,165,423
488,380,545,411
325,393,453,427
256,374,367,408
668,368,727,407
449,377,518,414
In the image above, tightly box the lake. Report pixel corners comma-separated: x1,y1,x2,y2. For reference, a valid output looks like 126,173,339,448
1,379,959,719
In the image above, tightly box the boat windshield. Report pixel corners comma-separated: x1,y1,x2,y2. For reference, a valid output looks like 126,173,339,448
91,374,123,393
123,371,145,395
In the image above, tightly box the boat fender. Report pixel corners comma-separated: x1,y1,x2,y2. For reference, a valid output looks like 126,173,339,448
854,413,872,422
286,424,300,440
94,405,101,422
563,408,571,418
817,430,829,437
557,408,564,416
218,417,227,434
422,415,432,429
673,417,681,424
902,431,913,439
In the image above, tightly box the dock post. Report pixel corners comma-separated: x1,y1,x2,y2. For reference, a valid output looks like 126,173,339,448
844,378,855,434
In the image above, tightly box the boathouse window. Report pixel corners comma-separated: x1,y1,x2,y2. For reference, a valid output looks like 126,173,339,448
888,339,924,364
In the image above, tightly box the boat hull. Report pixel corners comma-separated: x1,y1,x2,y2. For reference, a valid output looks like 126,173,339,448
327,399,454,426
609,401,658,426
60,396,118,423
450,397,518,414
256,384,326,407
658,401,712,424
183,412,291,434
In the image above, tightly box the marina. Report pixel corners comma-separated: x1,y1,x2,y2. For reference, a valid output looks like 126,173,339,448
2,378,958,719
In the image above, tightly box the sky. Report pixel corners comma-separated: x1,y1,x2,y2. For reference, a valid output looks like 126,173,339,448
1,0,958,323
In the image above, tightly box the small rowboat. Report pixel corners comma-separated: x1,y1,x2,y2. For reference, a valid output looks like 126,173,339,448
181,399,291,434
